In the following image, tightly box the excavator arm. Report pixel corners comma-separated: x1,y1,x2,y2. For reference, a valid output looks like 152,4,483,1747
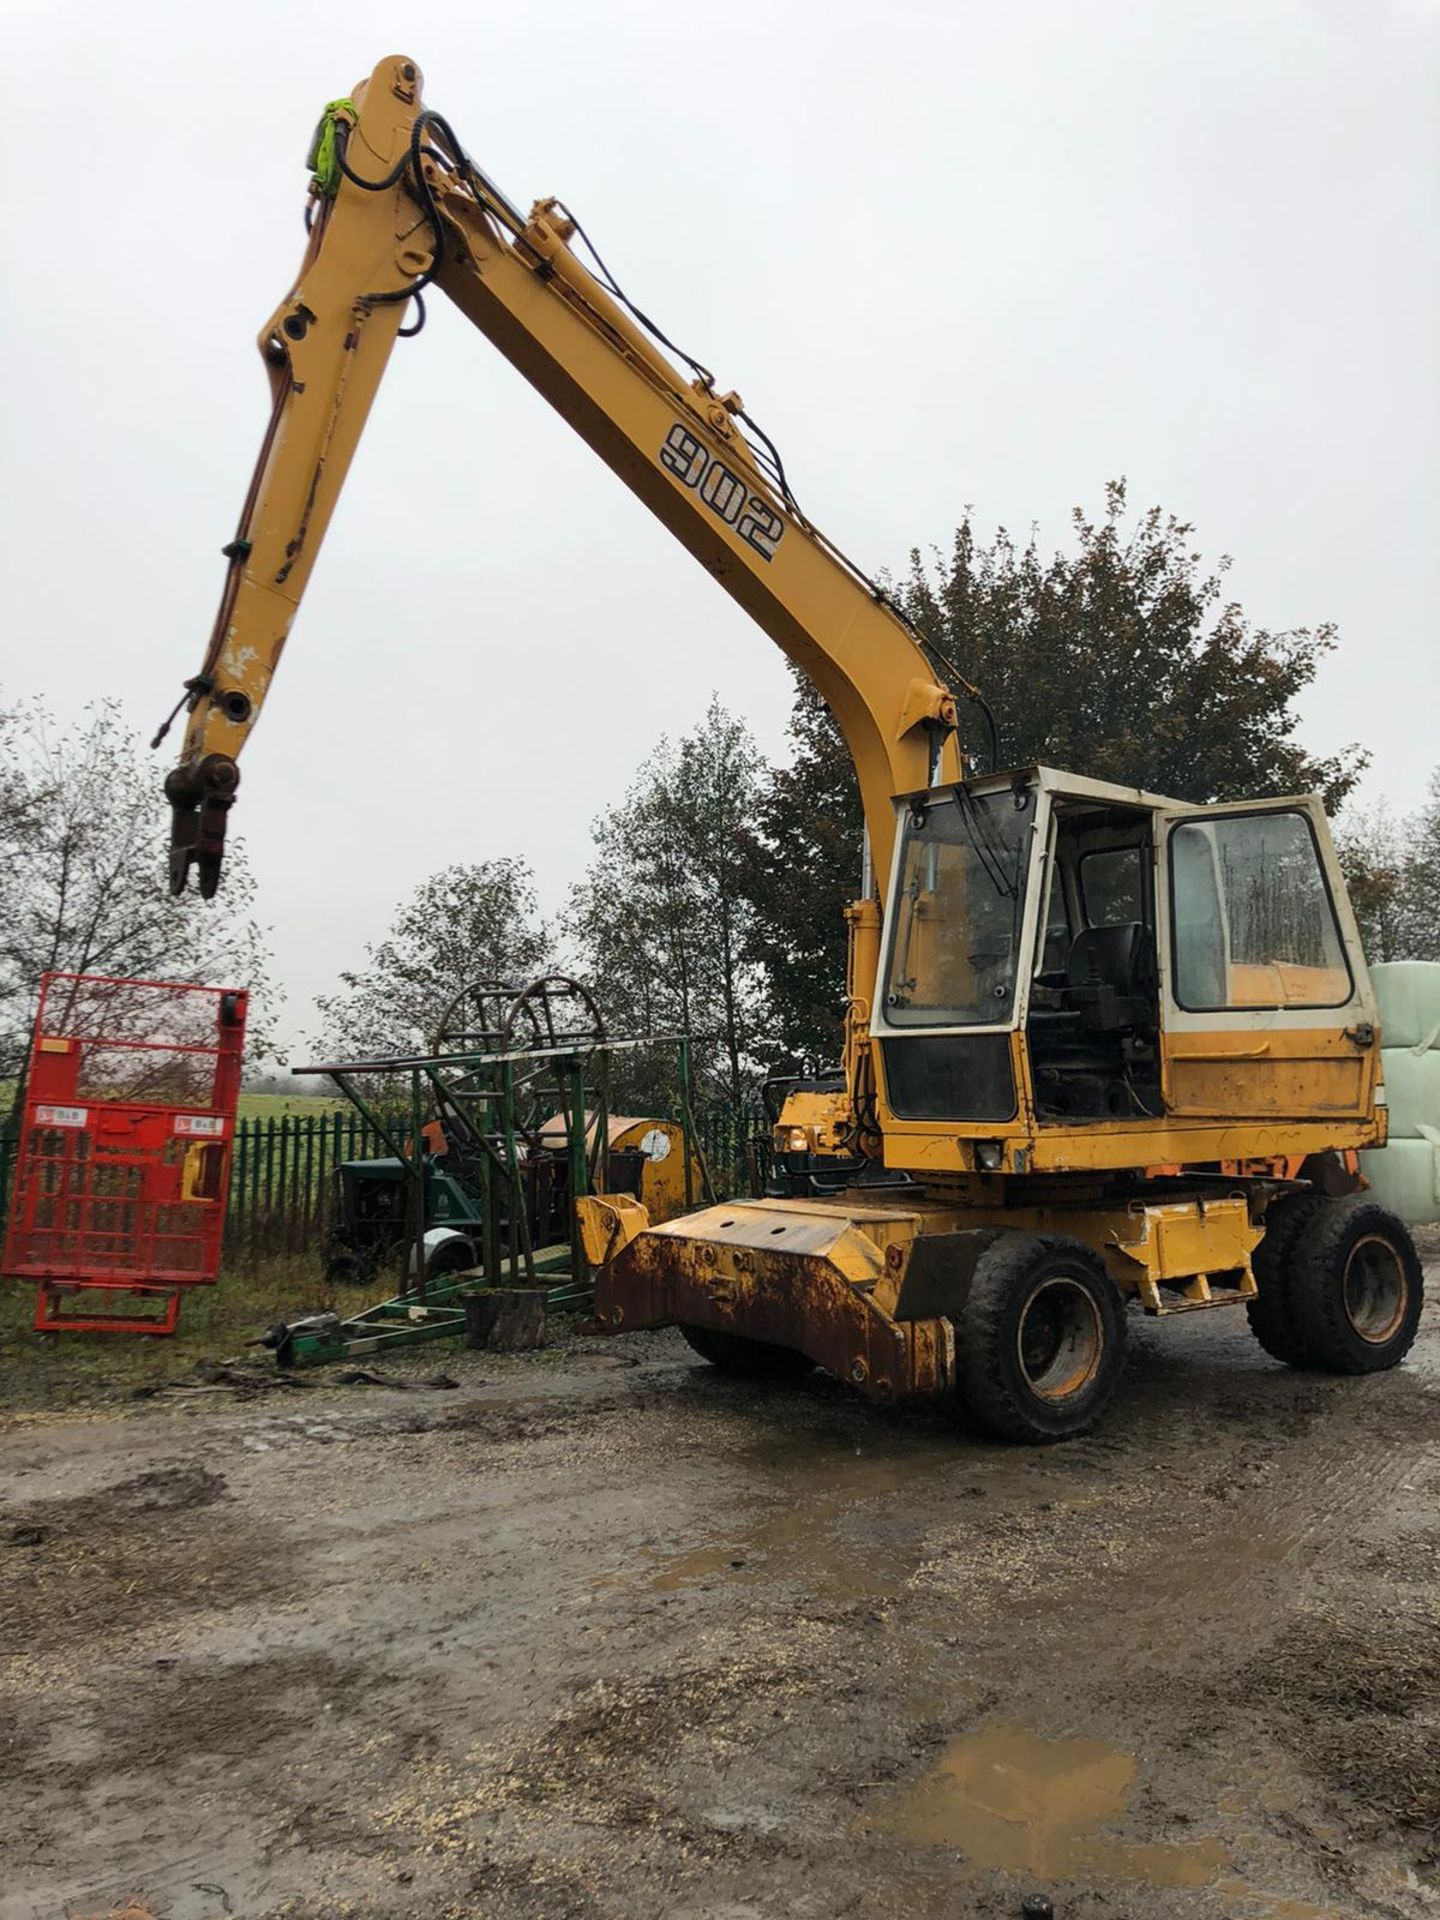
162,54,965,900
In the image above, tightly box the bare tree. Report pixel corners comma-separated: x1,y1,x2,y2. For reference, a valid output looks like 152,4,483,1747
312,859,552,1063
1335,772,1440,964
0,697,275,1092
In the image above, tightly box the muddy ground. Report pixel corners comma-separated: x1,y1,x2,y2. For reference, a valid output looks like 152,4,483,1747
1,1243,1437,1920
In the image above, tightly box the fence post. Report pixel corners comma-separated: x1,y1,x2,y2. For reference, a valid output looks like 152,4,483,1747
283,1116,297,1256
230,1118,248,1258
329,1110,341,1235
248,1110,263,1266
679,1039,695,1210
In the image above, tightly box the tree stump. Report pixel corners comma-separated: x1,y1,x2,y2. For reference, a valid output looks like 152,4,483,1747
463,1287,547,1351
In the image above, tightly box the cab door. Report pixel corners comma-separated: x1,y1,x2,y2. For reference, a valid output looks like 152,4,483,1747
1155,798,1378,1121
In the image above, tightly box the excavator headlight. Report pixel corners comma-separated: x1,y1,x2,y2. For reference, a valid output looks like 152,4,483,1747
975,1140,1004,1171
778,1125,815,1155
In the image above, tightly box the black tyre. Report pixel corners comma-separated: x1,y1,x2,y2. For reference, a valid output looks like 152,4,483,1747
1246,1192,1324,1367
679,1324,817,1381
323,1249,372,1288
1286,1198,1423,1375
950,1233,1128,1443
425,1237,478,1282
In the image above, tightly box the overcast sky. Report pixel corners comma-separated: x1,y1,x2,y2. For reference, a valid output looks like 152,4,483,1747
3,0,1437,1050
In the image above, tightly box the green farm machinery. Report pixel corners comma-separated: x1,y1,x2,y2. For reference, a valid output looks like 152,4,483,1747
263,976,702,1367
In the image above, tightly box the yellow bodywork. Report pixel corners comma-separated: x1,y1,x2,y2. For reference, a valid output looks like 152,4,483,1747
535,1114,700,1226
587,1185,1267,1405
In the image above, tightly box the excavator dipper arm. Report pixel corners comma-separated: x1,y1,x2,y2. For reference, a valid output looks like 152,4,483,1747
163,55,959,897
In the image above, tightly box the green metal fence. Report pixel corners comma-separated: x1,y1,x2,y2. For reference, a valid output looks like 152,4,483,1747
226,1109,402,1261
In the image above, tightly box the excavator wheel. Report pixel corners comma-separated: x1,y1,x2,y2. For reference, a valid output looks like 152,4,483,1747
1283,1198,1423,1375
1246,1191,1326,1368
679,1325,816,1381
947,1232,1128,1444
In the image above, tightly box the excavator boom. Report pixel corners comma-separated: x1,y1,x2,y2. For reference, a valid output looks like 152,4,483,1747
162,54,961,898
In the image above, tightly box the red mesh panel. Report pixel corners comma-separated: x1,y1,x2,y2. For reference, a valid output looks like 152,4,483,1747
3,973,248,1333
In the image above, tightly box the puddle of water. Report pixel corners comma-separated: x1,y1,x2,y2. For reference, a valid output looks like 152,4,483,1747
648,1466,901,1595
646,1440,941,1597
859,1721,1227,1887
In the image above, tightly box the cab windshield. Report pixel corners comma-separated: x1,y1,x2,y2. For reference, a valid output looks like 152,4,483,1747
882,787,1035,1026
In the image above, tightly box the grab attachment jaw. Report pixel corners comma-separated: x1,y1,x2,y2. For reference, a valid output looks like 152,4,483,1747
165,754,240,898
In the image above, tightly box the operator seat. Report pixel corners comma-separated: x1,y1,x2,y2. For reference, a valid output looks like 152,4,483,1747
1029,922,1153,1037
1067,923,1141,998
1028,922,1160,1119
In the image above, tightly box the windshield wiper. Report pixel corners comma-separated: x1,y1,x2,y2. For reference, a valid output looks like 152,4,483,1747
954,786,1017,899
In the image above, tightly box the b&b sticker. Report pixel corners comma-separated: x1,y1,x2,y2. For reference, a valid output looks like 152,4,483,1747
36,1104,87,1130
174,1114,226,1138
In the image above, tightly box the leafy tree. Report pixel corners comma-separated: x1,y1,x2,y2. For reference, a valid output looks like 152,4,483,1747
900,480,1362,807
743,672,862,1073
568,700,766,1111
0,697,275,1091
314,859,552,1060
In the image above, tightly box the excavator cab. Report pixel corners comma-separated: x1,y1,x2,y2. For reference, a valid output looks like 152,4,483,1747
871,767,1378,1169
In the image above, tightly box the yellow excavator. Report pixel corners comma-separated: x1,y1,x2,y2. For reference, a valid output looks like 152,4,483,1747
160,56,1421,1441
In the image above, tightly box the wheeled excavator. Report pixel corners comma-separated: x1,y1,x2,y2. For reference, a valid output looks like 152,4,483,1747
160,56,1422,1441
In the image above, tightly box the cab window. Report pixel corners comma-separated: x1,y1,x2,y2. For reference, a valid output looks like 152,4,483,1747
883,787,1035,1026
1169,811,1351,1011
1079,847,1143,928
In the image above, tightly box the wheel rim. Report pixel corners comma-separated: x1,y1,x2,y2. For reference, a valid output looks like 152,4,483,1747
1342,1235,1408,1344
1017,1276,1103,1401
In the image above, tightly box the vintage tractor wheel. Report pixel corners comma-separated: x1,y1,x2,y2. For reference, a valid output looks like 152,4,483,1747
1246,1192,1325,1367
949,1233,1128,1443
1284,1198,1423,1374
679,1324,816,1381
323,1248,373,1288
425,1236,478,1282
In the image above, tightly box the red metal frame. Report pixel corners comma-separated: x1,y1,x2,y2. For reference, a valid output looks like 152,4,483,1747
3,972,248,1334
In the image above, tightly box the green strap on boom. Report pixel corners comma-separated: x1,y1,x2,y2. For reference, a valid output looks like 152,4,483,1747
308,97,357,199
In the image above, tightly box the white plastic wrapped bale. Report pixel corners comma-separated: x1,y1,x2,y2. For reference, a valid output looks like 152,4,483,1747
1361,1129,1440,1226
1378,1048,1440,1137
1372,961,1440,1051
1364,965,1440,1223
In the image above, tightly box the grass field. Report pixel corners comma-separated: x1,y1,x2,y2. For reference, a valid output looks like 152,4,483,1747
236,1091,347,1119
